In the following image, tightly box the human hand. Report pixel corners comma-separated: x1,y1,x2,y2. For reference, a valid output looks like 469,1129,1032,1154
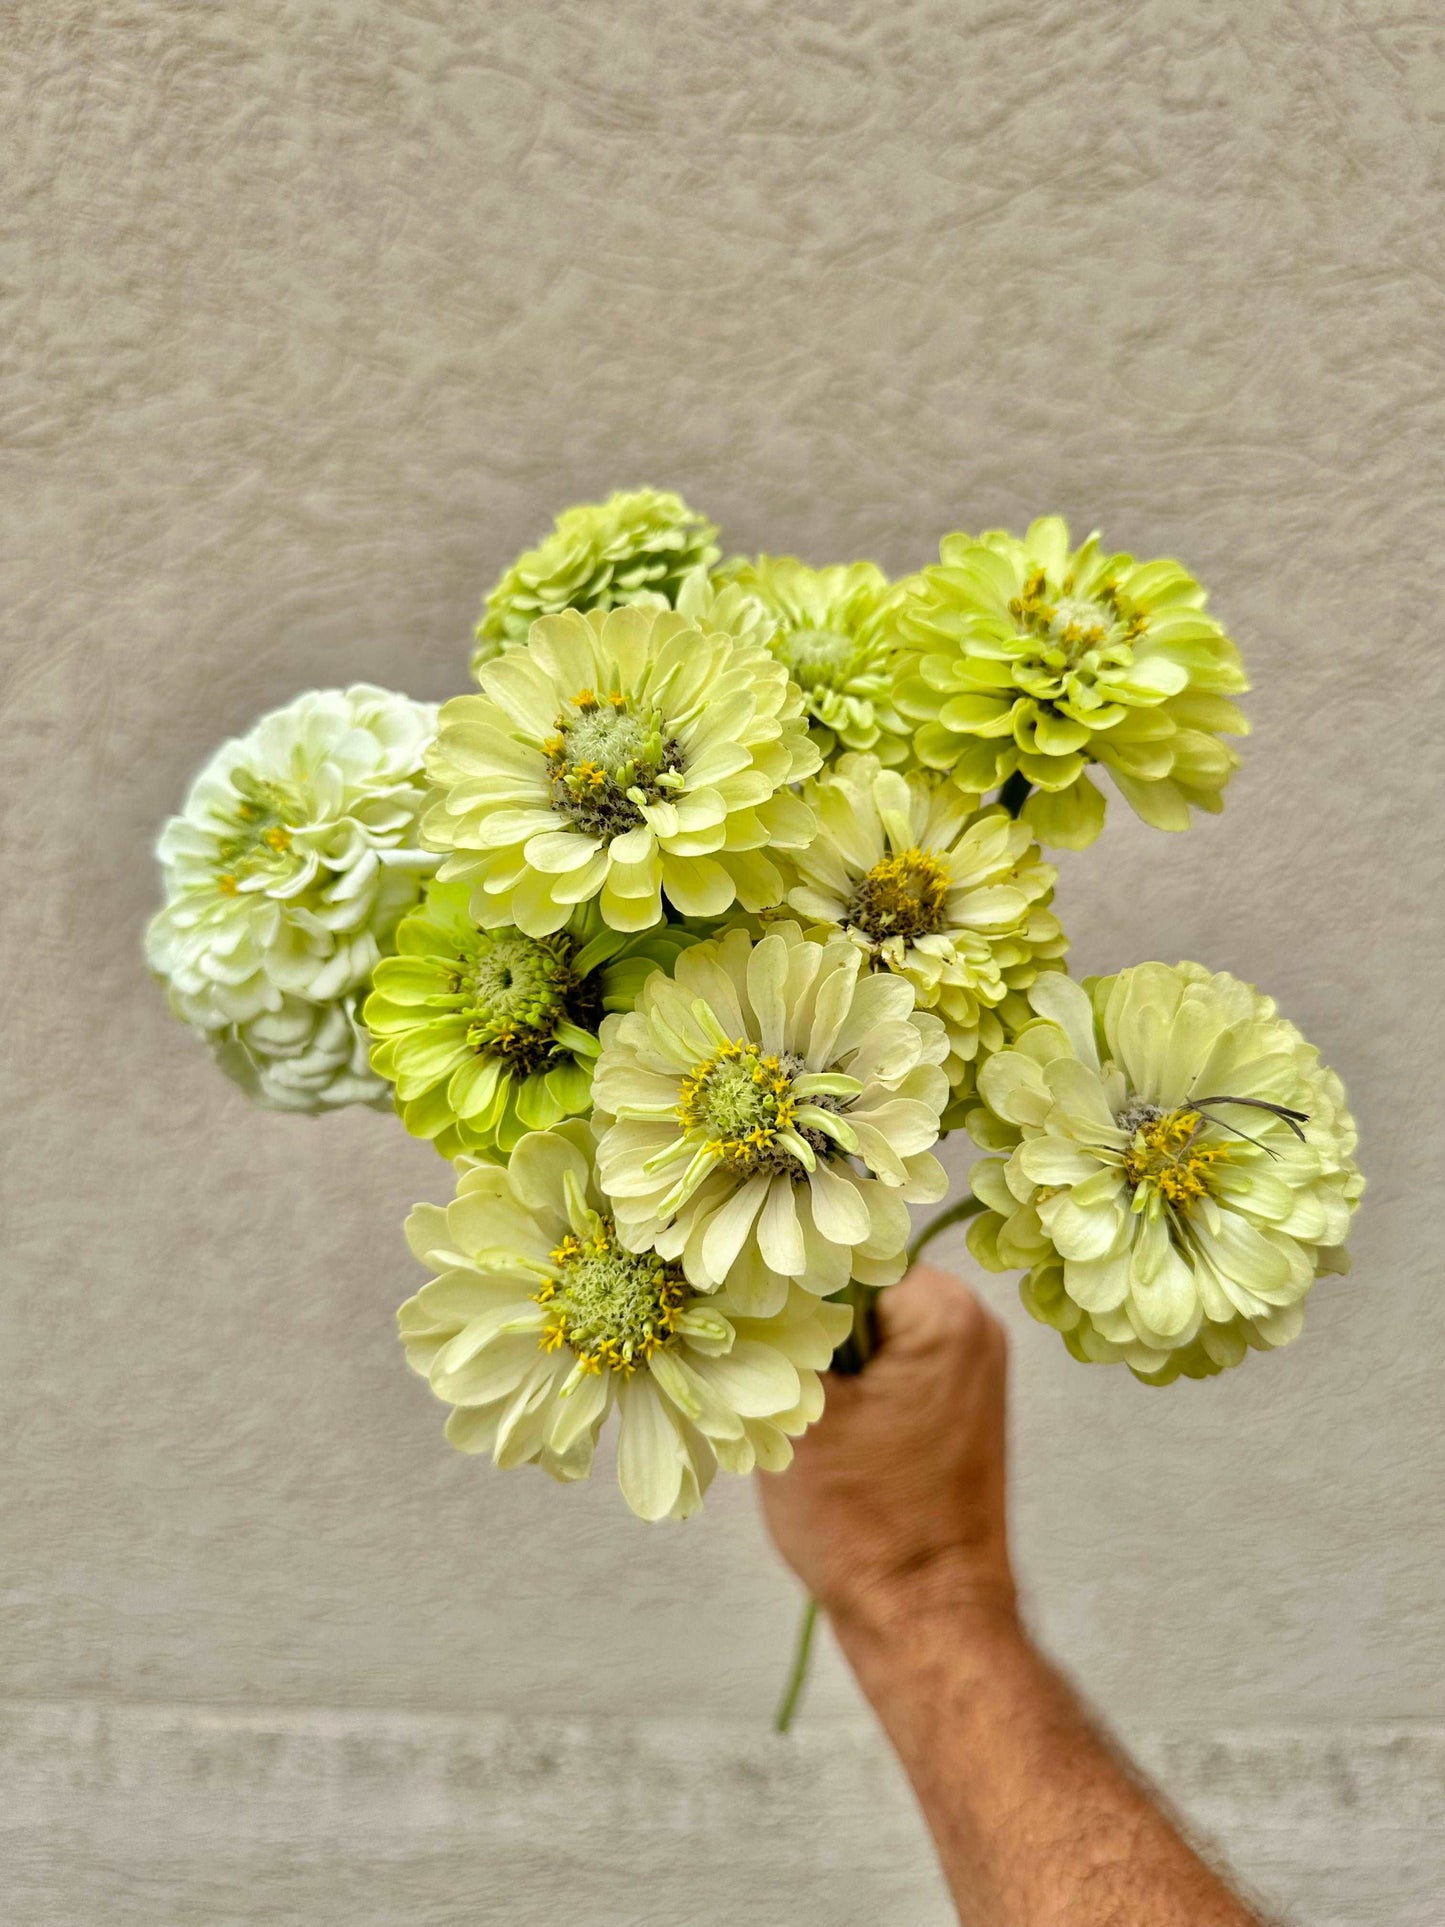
758,1264,1017,1640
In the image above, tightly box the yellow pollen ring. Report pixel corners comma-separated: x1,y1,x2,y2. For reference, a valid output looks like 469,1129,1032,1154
847,846,950,943
534,1228,688,1375
675,1040,808,1170
1124,1109,1231,1210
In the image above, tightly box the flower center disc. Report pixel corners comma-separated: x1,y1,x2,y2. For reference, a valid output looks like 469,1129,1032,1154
215,775,305,892
535,1220,687,1374
1119,1105,1230,1211
455,928,598,1072
544,689,683,838
677,1040,850,1174
774,625,860,689
678,1041,799,1167
846,847,950,944
1009,568,1148,668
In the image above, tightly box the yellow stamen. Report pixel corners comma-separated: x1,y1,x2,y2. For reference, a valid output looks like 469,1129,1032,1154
1124,1110,1231,1211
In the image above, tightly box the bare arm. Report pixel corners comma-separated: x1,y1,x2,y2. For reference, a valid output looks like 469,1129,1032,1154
759,1265,1268,1927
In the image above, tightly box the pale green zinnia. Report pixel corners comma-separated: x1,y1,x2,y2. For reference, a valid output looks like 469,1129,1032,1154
893,518,1249,848
425,604,819,938
964,965,1363,1383
785,752,1068,1107
717,555,911,767
470,487,720,677
364,881,691,1161
592,922,950,1316
398,1122,851,1520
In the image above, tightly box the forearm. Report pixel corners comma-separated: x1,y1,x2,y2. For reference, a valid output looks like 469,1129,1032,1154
835,1576,1264,1927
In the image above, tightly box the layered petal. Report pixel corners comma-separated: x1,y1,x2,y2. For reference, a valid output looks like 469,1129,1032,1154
964,963,1362,1383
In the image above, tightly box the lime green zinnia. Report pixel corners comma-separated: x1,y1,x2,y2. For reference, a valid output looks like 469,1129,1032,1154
785,752,1068,1108
717,555,910,767
470,487,720,676
364,881,690,1160
893,517,1249,848
964,965,1363,1383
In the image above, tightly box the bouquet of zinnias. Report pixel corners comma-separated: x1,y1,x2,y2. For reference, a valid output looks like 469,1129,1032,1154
148,490,1363,1535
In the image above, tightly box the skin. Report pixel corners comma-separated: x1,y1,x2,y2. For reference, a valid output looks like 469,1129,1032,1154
759,1265,1269,1927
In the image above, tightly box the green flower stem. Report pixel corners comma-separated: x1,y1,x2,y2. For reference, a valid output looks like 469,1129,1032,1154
908,1192,987,1266
774,1594,819,1735
997,771,1033,818
827,1195,988,1376
829,1276,879,1377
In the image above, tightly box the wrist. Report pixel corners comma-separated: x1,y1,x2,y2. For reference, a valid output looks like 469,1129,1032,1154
826,1556,1034,1762
825,1548,1024,1664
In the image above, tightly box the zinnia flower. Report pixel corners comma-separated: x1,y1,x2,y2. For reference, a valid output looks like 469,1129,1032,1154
893,517,1248,848
592,922,950,1316
715,556,911,766
398,1122,852,1519
964,966,1363,1382
425,604,819,938
146,685,438,1029
211,993,389,1114
785,753,1068,1109
364,881,692,1160
470,487,720,676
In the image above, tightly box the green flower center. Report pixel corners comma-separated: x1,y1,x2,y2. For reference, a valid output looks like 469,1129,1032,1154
544,688,684,838
453,928,599,1073
846,846,950,943
534,1219,688,1375
677,1040,847,1174
1118,1104,1230,1212
213,774,307,892
772,625,864,691
1010,568,1148,669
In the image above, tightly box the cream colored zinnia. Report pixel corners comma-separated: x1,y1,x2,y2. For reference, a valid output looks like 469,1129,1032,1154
425,604,819,937
965,965,1363,1382
398,1122,851,1520
146,685,438,1029
592,923,950,1316
785,752,1068,1107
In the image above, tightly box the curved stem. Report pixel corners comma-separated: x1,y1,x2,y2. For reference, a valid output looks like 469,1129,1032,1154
829,1197,988,1375
997,771,1032,819
830,1276,878,1376
908,1192,986,1267
774,1595,819,1734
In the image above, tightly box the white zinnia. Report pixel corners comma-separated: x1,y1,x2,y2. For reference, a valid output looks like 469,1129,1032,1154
211,993,390,1114
593,923,950,1316
399,1123,851,1520
146,685,438,1029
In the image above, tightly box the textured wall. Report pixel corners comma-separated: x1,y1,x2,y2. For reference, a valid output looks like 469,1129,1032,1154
3,2,1442,1922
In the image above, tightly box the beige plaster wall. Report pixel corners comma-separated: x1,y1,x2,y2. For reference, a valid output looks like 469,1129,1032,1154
3,3,1442,1921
